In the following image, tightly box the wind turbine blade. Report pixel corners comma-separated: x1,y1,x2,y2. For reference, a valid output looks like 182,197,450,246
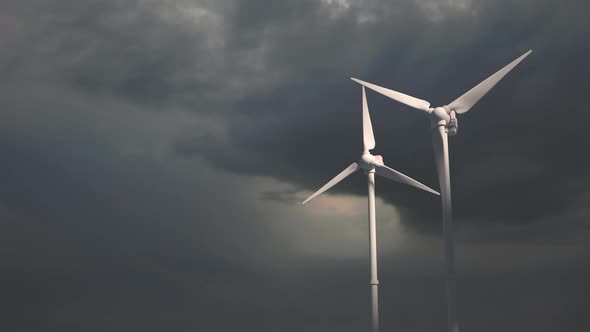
362,87,376,151
448,50,532,114
374,163,439,195
432,126,459,332
302,163,360,204
351,78,431,112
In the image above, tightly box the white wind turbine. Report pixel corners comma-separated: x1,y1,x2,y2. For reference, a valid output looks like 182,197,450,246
351,50,532,332
302,86,440,332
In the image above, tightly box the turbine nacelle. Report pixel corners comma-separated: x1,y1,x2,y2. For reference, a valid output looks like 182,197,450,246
447,109,458,136
360,153,384,170
429,106,458,136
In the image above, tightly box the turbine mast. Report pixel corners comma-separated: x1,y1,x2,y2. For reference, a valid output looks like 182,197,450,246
367,168,380,332
433,121,459,332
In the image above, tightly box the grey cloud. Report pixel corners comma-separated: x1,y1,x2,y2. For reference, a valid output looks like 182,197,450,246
173,0,590,227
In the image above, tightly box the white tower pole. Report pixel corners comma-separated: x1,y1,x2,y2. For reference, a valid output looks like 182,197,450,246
367,168,380,332
433,122,459,332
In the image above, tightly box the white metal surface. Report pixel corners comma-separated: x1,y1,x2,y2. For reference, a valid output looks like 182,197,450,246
363,87,376,152
302,163,360,205
375,163,440,196
449,50,532,114
367,169,379,332
433,121,458,332
351,78,431,112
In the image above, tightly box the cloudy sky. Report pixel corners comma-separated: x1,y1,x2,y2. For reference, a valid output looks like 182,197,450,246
1,0,589,331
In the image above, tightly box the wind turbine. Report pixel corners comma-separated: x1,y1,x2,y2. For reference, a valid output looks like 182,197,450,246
302,86,439,332
351,50,532,332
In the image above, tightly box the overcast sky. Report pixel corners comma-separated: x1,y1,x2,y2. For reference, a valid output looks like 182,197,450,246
1,0,589,331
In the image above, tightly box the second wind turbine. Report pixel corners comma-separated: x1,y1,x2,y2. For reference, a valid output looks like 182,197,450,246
352,50,532,332
302,87,439,332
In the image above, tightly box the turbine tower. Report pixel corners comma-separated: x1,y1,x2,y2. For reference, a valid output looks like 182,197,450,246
302,87,439,332
351,50,532,332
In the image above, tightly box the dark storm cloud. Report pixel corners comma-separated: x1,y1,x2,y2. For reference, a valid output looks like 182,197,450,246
0,0,234,111
171,0,590,228
0,94,299,331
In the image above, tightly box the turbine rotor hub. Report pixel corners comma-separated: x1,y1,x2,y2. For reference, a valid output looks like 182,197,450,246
359,153,383,170
432,106,451,122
